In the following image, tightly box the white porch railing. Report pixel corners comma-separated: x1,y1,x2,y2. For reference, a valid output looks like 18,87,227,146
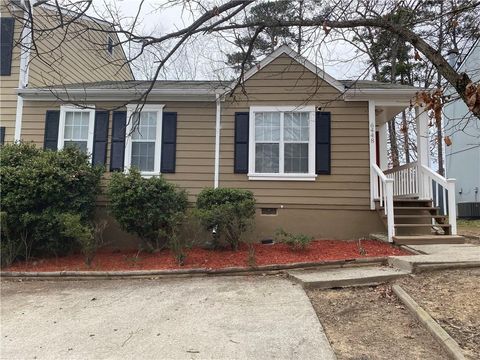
419,165,457,235
376,162,458,237
372,164,395,242
384,162,419,197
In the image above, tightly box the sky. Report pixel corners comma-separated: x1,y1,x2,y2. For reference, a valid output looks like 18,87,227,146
87,0,368,81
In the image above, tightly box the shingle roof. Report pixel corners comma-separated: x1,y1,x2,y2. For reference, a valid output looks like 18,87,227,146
42,79,418,92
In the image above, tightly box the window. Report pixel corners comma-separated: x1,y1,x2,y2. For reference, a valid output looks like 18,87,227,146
124,104,164,175
107,36,114,56
249,106,316,181
58,105,95,155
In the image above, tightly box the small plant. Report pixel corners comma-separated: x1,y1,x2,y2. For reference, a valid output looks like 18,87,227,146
108,168,188,252
195,188,256,250
357,238,367,256
275,228,313,251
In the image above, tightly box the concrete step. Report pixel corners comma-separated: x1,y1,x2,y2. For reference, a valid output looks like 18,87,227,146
393,235,465,245
389,244,480,272
287,266,410,289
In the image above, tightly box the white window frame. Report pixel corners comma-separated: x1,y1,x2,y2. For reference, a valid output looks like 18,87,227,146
57,105,95,161
124,104,164,177
248,105,317,181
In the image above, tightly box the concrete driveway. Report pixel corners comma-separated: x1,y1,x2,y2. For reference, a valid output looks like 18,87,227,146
1,276,335,360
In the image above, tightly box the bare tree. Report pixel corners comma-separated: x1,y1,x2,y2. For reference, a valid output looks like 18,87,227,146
9,0,480,121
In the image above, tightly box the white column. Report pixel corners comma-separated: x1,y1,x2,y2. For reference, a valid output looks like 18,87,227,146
369,100,376,210
214,94,221,188
415,106,430,167
378,122,388,170
415,106,430,199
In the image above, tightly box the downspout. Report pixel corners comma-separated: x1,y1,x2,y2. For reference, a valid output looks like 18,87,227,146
14,1,34,141
214,93,221,188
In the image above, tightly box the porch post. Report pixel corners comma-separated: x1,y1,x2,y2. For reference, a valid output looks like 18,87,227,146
369,100,376,210
378,122,388,170
415,106,430,198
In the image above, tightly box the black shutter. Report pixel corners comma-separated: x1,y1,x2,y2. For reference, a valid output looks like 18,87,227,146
0,18,15,76
234,112,249,173
161,112,177,173
110,111,126,171
44,110,60,150
92,111,109,166
315,111,331,175
0,127,5,145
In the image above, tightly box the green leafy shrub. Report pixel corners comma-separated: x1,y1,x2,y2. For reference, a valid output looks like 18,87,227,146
59,214,108,267
195,188,256,250
0,143,103,265
275,228,313,251
107,168,188,252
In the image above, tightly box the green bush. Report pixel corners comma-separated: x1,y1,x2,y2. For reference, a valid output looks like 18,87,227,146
0,143,103,266
195,188,256,250
275,228,313,251
107,168,188,252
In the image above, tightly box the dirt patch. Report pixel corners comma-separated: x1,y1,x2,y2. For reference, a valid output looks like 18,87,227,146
458,220,480,244
307,286,449,360
397,269,480,359
4,240,407,272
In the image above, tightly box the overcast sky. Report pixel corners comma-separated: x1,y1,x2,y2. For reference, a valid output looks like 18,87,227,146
89,0,367,80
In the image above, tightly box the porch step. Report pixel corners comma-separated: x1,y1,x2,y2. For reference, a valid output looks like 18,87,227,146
394,224,450,228
385,215,447,219
393,235,465,245
287,266,410,289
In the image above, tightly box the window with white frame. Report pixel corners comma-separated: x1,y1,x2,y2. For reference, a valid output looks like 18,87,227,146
125,104,164,175
249,106,316,180
58,105,95,155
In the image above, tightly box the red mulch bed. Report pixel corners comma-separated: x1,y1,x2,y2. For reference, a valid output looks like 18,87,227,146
5,240,409,272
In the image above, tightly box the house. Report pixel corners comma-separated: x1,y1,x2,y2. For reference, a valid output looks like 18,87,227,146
0,0,133,145
444,38,480,219
11,39,464,247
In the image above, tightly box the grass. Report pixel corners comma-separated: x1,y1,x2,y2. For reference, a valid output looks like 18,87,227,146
457,219,480,239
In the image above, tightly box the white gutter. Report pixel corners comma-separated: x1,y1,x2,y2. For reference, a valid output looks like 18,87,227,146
14,1,34,141
214,93,221,188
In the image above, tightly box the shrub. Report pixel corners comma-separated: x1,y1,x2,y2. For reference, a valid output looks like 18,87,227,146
108,168,188,252
0,143,103,265
195,188,256,250
59,214,108,267
275,228,313,251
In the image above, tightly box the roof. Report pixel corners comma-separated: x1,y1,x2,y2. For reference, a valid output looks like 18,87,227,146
18,45,421,101
30,78,417,92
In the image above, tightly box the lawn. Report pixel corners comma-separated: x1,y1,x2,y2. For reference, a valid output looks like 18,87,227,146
458,219,480,242
3,240,408,272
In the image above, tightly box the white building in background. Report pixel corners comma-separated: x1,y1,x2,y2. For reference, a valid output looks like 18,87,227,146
444,38,480,218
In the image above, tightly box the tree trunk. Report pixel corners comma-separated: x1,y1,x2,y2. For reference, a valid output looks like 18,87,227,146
388,119,400,167
402,110,410,163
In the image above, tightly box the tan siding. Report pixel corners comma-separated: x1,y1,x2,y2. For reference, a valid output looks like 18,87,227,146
27,6,133,87
0,1,22,143
220,54,371,209
21,100,216,204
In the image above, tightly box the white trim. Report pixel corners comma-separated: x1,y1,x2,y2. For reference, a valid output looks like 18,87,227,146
248,174,317,181
57,105,96,160
229,45,345,93
14,2,34,141
368,100,376,210
124,104,164,176
214,94,221,188
248,105,316,181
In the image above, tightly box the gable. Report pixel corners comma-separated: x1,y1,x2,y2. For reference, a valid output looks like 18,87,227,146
245,54,343,93
239,46,345,93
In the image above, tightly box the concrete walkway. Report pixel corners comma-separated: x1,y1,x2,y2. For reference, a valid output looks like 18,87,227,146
1,276,336,360
288,266,409,289
389,243,480,272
